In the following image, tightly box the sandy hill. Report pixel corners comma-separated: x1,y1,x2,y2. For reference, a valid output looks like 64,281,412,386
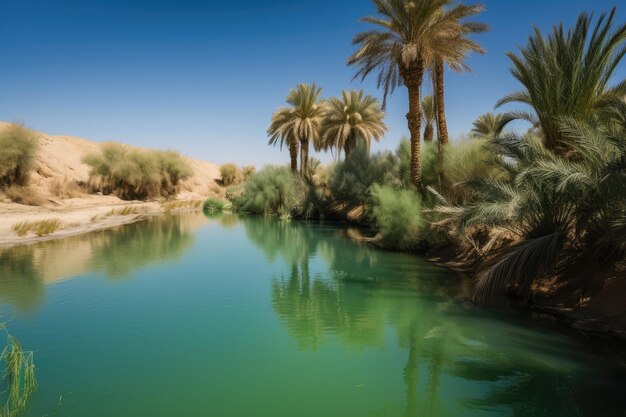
0,121,221,200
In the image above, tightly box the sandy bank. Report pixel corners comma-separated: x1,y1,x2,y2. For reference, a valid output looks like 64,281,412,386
0,196,206,248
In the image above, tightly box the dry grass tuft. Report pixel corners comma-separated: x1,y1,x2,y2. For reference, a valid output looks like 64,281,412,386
11,219,62,237
106,206,144,216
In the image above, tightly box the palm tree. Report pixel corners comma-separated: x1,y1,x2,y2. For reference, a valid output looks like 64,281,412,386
267,83,324,175
319,89,387,159
431,4,488,145
470,112,514,140
268,109,300,173
421,95,436,142
349,0,487,187
496,8,626,153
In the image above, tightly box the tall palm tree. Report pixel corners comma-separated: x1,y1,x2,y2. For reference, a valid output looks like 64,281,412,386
470,112,514,140
349,0,487,187
496,7,626,153
421,95,436,142
431,4,487,145
320,89,387,159
267,83,324,175
268,109,300,172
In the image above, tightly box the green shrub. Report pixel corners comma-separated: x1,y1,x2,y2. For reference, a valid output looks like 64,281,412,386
231,166,302,216
83,143,193,200
220,163,241,186
329,146,399,206
203,197,226,213
370,184,424,251
0,124,38,187
395,137,413,189
421,137,506,205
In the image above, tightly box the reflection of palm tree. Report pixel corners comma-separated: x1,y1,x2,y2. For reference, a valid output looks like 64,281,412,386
403,319,420,417
242,217,623,416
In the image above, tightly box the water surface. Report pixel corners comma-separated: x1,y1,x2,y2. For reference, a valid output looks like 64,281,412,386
0,212,624,417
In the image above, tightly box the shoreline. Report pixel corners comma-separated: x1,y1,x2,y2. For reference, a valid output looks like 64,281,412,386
0,196,205,249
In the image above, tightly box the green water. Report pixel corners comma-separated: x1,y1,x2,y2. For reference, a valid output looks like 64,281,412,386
0,212,624,417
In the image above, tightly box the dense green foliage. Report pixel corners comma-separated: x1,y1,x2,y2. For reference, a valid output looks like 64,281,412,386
370,184,423,250
83,143,193,200
329,146,399,206
231,166,303,216
0,124,38,188
257,6,626,306
446,123,626,301
203,197,226,213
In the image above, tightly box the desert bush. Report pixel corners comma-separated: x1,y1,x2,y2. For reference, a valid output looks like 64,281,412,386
155,151,194,196
83,143,192,200
203,197,226,213
4,186,46,206
12,219,62,237
220,163,241,186
231,166,303,216
48,178,83,198
0,124,38,187
329,145,399,206
370,184,424,251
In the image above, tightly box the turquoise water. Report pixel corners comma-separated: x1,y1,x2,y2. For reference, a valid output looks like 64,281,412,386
0,212,624,417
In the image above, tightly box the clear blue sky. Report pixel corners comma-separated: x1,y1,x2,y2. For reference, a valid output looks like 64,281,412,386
1,0,624,166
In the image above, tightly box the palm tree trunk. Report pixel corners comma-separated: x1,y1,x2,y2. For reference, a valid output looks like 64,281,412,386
343,133,355,160
402,63,425,187
434,59,448,145
300,138,309,176
289,139,299,173
424,123,434,142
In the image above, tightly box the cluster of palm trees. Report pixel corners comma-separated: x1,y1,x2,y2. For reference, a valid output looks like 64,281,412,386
267,84,387,175
447,7,626,301
268,0,487,185
349,0,487,186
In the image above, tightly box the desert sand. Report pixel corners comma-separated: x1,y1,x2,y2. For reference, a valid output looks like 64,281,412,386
0,122,222,247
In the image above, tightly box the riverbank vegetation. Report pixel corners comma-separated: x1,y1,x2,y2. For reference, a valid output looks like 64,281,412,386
233,3,626,314
83,143,193,200
0,125,38,189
